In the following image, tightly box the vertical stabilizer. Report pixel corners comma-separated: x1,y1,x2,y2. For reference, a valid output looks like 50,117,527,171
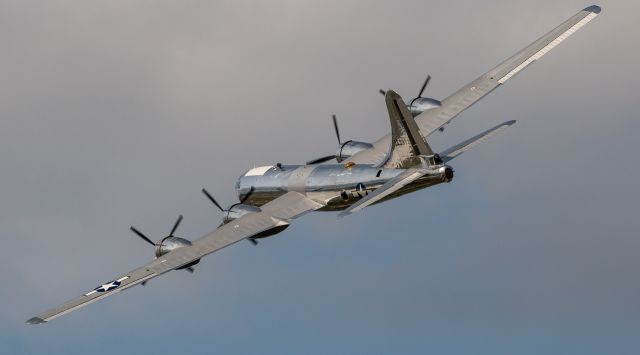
383,90,434,168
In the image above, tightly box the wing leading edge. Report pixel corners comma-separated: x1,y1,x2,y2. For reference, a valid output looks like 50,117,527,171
27,191,322,324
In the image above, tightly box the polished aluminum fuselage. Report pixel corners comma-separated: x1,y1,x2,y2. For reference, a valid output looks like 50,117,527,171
236,164,452,211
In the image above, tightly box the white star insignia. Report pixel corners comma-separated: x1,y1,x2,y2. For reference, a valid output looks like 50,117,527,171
94,280,121,293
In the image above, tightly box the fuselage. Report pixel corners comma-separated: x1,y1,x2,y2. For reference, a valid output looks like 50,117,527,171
236,163,453,211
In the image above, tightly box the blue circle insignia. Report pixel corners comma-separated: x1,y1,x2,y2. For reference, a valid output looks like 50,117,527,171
94,280,122,293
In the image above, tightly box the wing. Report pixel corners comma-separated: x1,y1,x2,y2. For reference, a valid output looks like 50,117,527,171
346,5,601,167
440,120,515,163
338,168,430,217
415,5,600,136
27,191,322,324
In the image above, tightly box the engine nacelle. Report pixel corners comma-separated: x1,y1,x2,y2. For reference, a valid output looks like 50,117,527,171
407,97,441,116
155,236,193,257
223,203,262,224
222,203,290,239
336,140,374,162
155,236,201,270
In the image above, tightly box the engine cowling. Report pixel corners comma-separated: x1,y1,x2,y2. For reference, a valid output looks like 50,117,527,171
155,236,201,270
155,236,192,257
407,97,441,116
201,188,291,243
223,203,261,224
221,203,289,239
336,140,374,162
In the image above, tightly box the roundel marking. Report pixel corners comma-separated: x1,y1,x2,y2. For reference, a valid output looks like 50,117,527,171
94,280,122,293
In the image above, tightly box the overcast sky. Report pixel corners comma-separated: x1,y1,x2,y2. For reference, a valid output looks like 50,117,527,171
1,1,638,354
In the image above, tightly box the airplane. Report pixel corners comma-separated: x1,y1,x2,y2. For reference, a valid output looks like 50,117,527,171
27,5,601,324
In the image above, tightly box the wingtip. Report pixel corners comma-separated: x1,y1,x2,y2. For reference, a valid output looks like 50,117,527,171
26,317,46,325
505,120,516,125
584,5,601,14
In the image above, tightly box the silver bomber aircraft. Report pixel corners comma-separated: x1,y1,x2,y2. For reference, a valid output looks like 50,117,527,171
27,5,601,324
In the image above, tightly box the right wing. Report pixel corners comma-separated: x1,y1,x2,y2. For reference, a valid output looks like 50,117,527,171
27,191,322,324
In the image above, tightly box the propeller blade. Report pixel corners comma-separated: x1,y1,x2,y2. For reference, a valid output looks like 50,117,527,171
239,186,255,204
169,215,183,237
417,74,431,98
379,89,386,96
332,114,341,145
130,226,155,246
306,155,336,165
202,188,224,211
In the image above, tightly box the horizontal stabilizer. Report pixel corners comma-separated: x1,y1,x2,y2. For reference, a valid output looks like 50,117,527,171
338,168,430,217
440,120,515,163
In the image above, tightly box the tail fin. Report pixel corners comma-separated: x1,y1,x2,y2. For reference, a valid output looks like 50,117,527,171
382,90,434,168
440,120,515,163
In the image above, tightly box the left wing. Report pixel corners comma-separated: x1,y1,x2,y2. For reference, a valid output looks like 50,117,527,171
415,5,600,136
27,191,322,324
345,6,601,167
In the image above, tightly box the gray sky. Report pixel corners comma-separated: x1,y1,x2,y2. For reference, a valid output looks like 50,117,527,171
1,1,638,354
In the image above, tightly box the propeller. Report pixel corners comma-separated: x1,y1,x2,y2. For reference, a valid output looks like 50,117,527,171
168,215,183,238
129,214,186,284
306,155,336,165
130,215,184,246
380,75,443,131
202,187,258,245
332,114,341,145
414,75,431,102
130,226,155,246
306,114,342,165
379,74,431,106
202,186,254,209
408,74,431,107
